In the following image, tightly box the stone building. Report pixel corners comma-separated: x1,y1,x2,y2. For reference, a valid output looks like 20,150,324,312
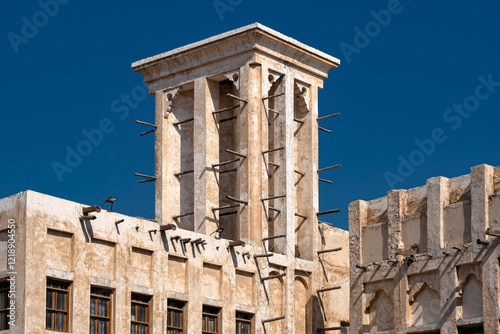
0,23,350,333
349,164,500,334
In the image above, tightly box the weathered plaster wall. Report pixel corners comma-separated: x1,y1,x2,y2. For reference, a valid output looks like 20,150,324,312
0,190,349,333
0,192,26,333
317,223,350,329
349,164,500,334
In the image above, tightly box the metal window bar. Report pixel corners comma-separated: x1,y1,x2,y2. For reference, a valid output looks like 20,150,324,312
294,170,305,176
135,120,157,136
262,316,286,324
317,113,340,121
261,194,286,201
262,234,286,242
317,247,342,254
262,147,284,154
261,273,286,282
219,211,238,217
212,105,239,114
173,118,194,126
140,128,156,136
254,253,274,259
295,213,308,219
261,93,285,100
159,224,176,231
226,195,248,205
212,204,240,212
218,115,238,124
212,159,240,168
134,173,156,183
227,93,247,103
225,149,247,158
318,164,341,172
172,212,194,220
174,170,194,177
317,286,341,293
229,240,245,247
317,209,340,216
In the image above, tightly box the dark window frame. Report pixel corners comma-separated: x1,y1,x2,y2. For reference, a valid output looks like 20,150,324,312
202,305,220,334
235,311,253,334
46,278,71,332
459,324,484,334
0,281,10,330
167,299,185,333
131,293,151,334
90,286,113,334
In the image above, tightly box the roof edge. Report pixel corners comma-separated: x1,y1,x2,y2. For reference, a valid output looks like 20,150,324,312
131,22,340,70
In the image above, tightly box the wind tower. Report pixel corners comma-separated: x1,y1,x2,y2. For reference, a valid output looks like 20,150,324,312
133,23,346,333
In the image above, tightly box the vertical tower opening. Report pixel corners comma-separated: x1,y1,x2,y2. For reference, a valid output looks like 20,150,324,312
215,79,240,241
294,80,312,260
265,74,285,254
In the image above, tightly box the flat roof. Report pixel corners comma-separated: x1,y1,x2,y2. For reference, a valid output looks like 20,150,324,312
131,22,340,70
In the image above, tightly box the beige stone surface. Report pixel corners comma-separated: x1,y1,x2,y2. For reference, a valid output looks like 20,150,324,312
349,164,500,334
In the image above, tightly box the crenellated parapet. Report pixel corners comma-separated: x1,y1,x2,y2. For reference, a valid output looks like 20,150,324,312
349,164,500,334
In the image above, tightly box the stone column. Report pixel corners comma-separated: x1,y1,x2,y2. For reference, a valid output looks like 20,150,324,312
387,189,405,258
246,62,263,244
278,65,295,256
471,164,494,242
387,189,405,332
155,90,167,224
193,77,219,235
300,84,318,261
349,200,367,333
234,62,263,244
475,164,500,334
426,176,449,252
440,262,458,334
284,66,297,333
482,249,500,334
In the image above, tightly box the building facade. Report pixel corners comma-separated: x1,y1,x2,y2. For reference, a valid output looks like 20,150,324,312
0,24,349,333
349,164,500,334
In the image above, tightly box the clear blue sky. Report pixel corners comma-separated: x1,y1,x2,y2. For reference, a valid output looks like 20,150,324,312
1,1,499,231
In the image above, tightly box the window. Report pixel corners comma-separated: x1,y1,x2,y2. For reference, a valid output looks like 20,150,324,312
46,279,71,332
0,281,10,330
236,311,252,334
202,306,220,334
90,287,112,334
459,325,484,334
167,299,185,334
131,294,151,334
